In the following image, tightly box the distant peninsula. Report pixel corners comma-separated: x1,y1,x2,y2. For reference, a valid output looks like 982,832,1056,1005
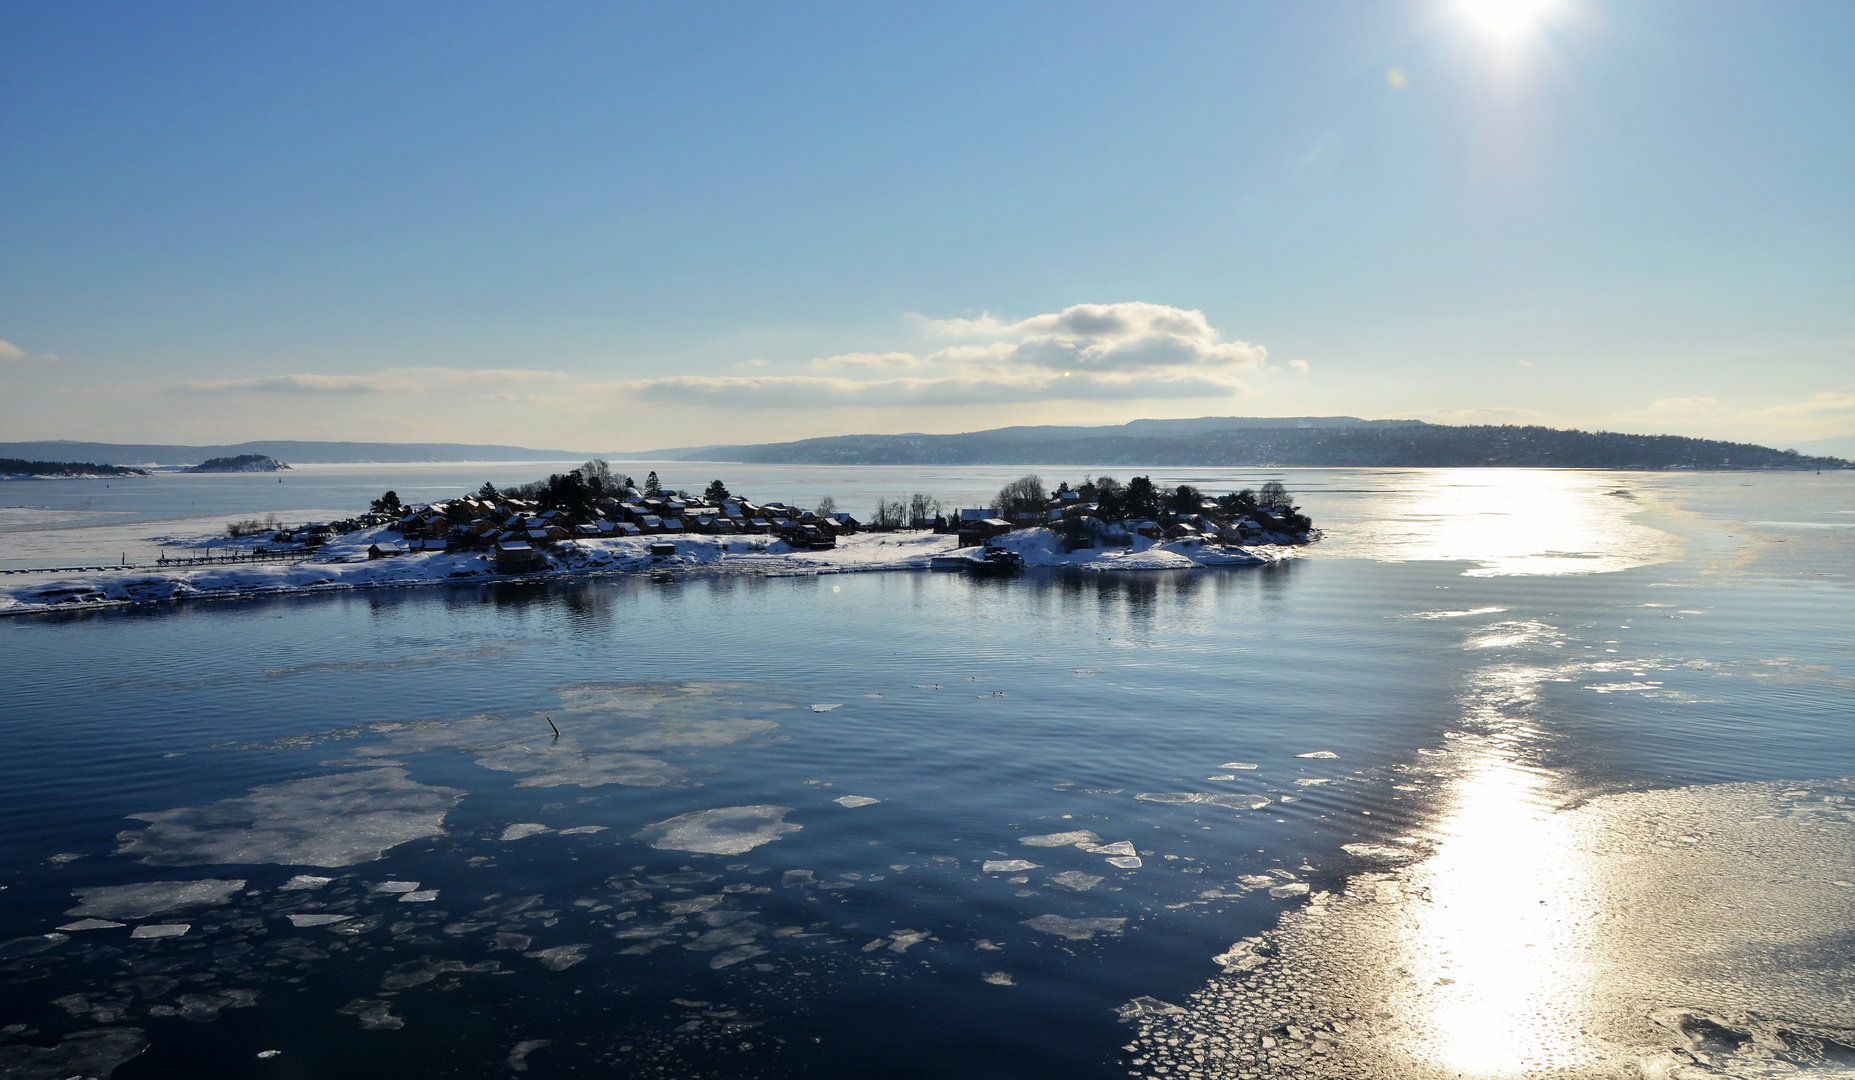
188,454,291,473
667,417,1852,471
0,457,149,480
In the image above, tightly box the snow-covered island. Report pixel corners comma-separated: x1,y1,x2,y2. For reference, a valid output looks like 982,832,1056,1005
0,467,1314,616
187,454,290,473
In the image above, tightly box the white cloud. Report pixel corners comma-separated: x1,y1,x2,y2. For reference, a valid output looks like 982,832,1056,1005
1608,389,1855,442
0,339,59,363
167,367,566,396
632,302,1265,409
1415,405,1554,425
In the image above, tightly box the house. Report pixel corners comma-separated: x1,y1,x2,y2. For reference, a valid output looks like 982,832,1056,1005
956,514,1011,548
495,540,538,570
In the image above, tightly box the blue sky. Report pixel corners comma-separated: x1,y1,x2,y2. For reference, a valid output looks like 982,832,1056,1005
1,1,1850,449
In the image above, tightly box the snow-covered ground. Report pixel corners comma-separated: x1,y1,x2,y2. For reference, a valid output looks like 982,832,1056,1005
0,526,1301,616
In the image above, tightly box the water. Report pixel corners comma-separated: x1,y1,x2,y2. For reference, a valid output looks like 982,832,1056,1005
0,468,1850,1079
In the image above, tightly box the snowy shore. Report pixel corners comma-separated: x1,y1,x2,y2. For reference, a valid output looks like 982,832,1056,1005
0,525,1301,616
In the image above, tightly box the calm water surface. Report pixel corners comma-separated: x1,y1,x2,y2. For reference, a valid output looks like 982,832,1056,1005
0,469,1850,1079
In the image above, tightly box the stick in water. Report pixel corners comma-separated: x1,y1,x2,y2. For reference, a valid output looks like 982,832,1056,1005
546,716,560,738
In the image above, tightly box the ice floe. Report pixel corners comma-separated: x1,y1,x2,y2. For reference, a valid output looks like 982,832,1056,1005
1019,830,1102,848
983,860,1040,873
1105,856,1143,869
982,971,1015,986
634,805,801,855
55,919,125,931
336,998,404,1030
1218,762,1260,770
130,924,190,939
1051,871,1105,892
833,795,880,808
507,1039,551,1072
1134,792,1262,811
1295,751,1338,759
279,875,332,891
500,823,552,841
67,878,245,919
809,704,842,713
526,944,591,971
370,880,422,894
286,914,353,928
1022,914,1126,940
557,825,607,835
114,768,463,867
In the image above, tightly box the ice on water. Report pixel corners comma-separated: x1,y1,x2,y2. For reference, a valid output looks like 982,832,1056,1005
114,768,463,867
1022,914,1126,941
1019,830,1102,848
833,795,880,808
634,805,801,855
67,878,246,919
983,860,1040,873
500,823,552,841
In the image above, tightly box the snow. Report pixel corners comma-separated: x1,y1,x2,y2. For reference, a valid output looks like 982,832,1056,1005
633,805,801,855
0,523,1299,615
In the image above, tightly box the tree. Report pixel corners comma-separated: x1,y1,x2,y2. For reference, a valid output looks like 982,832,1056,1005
703,479,731,503
1124,476,1159,520
907,492,941,529
577,459,614,496
476,482,499,502
1259,480,1290,508
992,475,1047,521
1170,484,1203,516
370,490,403,516
1091,476,1122,519
870,497,907,530
538,471,596,520
644,471,662,497
815,495,837,517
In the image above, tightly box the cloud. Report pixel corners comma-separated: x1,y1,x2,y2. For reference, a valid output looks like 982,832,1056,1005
166,367,567,396
633,302,1265,409
1609,389,1855,442
1416,405,1554,425
0,339,59,363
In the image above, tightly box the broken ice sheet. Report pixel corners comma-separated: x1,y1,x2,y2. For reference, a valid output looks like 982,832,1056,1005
286,914,352,928
1019,830,1102,848
634,805,800,855
1081,840,1137,857
67,878,245,919
809,704,842,713
1116,996,1185,1021
983,971,1015,985
833,795,879,808
280,875,332,891
370,880,421,894
55,919,126,931
500,823,552,841
0,1028,148,1080
398,890,439,903
1051,871,1104,892
1022,914,1126,941
1105,856,1143,869
507,1039,551,1073
114,768,463,867
1296,750,1338,759
1219,762,1260,770
131,924,191,939
983,860,1040,873
355,682,790,789
558,825,606,835
526,944,591,971
336,998,404,1030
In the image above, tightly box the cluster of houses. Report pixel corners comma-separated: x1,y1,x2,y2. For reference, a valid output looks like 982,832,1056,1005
343,490,864,570
954,490,1305,549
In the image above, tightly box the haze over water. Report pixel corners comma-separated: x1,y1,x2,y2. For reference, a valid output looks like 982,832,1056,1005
1,467,1851,1079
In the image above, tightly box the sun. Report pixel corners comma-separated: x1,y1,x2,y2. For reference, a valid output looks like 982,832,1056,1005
1453,0,1560,46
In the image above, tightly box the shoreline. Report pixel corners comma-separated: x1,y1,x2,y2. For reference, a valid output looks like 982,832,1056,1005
0,526,1305,617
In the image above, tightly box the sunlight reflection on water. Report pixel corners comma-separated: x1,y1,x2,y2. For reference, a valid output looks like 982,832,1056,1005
1317,470,1679,576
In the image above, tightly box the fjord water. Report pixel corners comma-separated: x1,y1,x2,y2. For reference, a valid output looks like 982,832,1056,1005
0,469,1850,1079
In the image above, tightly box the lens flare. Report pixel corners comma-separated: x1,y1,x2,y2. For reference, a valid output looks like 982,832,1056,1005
1454,0,1559,45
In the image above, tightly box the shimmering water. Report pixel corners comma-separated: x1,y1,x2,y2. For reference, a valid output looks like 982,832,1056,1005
0,469,1850,1079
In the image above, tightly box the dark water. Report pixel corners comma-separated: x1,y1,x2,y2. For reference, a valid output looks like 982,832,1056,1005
0,469,1849,1078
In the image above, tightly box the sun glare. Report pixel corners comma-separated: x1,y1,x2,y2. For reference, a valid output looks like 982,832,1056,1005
1453,0,1560,46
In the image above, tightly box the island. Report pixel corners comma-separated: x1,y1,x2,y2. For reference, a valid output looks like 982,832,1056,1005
0,458,149,480
188,454,291,473
0,464,1311,615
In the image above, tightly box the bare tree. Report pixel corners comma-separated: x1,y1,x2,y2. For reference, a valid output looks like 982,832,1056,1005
1259,480,1290,508
992,475,1047,520
870,497,907,530
578,459,614,495
907,492,941,529
816,495,838,517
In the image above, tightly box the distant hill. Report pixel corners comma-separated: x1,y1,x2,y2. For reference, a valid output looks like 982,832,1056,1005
674,417,1850,470
0,440,603,466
